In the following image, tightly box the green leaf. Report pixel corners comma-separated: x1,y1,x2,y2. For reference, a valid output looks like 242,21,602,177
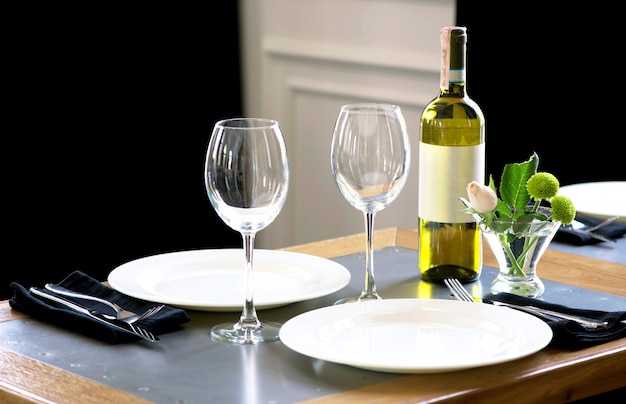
496,199,512,219
512,213,535,234
499,153,539,209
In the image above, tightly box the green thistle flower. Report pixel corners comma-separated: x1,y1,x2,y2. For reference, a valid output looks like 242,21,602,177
550,195,576,225
526,172,559,200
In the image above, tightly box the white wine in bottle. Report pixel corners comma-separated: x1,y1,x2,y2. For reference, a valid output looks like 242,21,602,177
418,26,485,283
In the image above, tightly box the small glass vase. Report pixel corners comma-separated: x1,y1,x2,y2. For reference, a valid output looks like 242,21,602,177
481,213,561,298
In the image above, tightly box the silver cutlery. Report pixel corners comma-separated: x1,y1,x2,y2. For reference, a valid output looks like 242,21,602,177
486,300,609,329
443,278,612,329
30,287,159,342
443,278,478,303
45,283,165,322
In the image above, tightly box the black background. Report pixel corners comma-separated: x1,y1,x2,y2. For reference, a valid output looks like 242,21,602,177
3,4,242,298
455,2,623,185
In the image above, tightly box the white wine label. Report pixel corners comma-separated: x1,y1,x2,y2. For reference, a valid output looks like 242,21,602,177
418,143,484,223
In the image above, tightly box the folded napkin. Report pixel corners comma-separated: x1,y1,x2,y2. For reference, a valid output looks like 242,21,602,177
555,215,626,245
9,271,191,344
487,293,626,350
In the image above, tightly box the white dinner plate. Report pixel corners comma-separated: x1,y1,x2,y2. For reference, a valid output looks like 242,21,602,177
107,249,351,311
558,181,626,222
279,298,553,374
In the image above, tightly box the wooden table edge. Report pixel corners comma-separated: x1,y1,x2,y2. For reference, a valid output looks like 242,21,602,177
2,227,625,403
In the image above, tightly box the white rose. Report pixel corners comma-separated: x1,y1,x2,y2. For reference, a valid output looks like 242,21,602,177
466,181,498,213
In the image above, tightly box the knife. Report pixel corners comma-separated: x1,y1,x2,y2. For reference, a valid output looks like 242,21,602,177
485,299,610,329
29,287,159,342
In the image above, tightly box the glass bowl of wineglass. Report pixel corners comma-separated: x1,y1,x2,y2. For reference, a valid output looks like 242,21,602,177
330,103,411,304
204,117,289,344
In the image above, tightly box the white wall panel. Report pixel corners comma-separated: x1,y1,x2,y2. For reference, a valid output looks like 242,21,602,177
240,0,455,248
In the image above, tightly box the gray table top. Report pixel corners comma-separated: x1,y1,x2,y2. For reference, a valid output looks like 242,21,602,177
1,237,625,403
551,235,625,264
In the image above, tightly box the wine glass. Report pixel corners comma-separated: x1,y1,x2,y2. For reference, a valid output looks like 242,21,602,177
330,103,410,304
204,117,289,344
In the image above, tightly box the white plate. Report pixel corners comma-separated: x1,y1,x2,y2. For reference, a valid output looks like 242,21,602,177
107,249,351,311
279,298,553,374
558,181,626,222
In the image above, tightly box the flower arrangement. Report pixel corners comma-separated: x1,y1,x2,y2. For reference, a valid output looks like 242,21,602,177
460,152,576,278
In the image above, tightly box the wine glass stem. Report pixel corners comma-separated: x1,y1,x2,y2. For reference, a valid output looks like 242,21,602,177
239,233,261,329
360,212,380,300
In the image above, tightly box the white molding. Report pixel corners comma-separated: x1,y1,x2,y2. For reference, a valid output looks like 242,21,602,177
263,36,439,74
285,76,433,108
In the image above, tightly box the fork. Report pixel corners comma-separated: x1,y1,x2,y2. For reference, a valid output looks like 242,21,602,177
566,216,619,243
443,278,476,303
45,283,165,323
443,278,611,329
119,305,165,323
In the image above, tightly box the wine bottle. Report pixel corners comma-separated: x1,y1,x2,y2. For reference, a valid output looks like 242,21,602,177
418,26,485,283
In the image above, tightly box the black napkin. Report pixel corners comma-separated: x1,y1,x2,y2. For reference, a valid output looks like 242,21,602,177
555,215,626,245
9,271,191,344
486,293,626,350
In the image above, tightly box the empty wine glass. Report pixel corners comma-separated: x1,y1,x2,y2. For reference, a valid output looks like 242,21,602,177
330,103,410,304
204,118,289,343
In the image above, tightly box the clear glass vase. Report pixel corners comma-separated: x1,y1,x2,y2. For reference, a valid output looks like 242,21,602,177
481,214,561,298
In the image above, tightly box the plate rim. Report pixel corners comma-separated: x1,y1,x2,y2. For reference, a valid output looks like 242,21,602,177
279,298,553,374
559,181,626,221
107,248,351,311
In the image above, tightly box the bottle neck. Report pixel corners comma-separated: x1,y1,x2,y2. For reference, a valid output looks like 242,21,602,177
439,26,467,97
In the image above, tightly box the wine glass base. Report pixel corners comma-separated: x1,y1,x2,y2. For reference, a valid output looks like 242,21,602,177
210,321,282,344
334,295,382,305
